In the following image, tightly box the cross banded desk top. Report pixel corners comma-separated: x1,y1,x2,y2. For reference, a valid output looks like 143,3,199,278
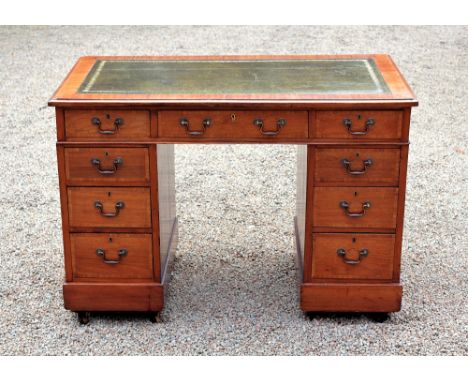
49,55,417,106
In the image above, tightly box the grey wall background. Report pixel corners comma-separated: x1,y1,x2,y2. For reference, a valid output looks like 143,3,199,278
0,26,466,355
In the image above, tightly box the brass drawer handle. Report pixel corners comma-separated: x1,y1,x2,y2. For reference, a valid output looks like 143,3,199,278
341,158,373,175
253,118,286,136
339,200,371,217
343,118,375,135
91,157,123,175
94,201,125,217
91,117,124,135
179,117,211,136
336,248,368,265
96,247,127,264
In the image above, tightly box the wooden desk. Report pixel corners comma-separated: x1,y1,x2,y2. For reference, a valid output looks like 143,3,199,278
49,55,417,324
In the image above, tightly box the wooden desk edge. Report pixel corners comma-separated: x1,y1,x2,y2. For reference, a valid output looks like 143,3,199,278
48,99,418,109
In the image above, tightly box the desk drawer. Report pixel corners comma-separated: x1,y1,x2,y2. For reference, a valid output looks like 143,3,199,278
71,233,153,280
312,111,403,140
65,110,150,140
313,187,398,229
68,187,151,229
64,147,150,186
158,111,308,140
311,233,395,280
314,148,400,186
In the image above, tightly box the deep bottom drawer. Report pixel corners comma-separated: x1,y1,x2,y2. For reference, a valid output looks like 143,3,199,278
311,233,395,280
71,233,153,279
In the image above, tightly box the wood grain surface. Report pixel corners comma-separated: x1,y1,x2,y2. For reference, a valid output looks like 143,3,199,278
158,110,308,140
63,282,164,311
64,147,150,185
67,187,151,229
313,187,399,229
314,147,400,186
71,233,153,280
311,233,395,280
312,110,403,140
300,283,402,312
65,109,150,140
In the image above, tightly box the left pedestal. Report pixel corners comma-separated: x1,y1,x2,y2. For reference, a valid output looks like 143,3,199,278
55,108,177,323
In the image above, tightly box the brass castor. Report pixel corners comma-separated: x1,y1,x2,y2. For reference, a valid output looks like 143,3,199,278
149,311,163,323
370,313,390,323
78,311,90,325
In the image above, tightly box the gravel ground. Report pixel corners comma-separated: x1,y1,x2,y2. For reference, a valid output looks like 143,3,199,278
0,26,467,355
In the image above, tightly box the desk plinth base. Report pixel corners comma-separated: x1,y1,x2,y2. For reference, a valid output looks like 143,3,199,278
63,283,165,325
299,283,402,313
63,282,165,312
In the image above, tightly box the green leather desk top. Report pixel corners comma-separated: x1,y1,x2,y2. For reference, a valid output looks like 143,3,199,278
78,59,390,95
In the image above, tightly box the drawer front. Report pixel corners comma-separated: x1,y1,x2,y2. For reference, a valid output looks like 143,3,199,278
65,110,150,140
64,147,150,186
311,233,395,280
68,187,151,228
158,110,308,140
313,111,402,140
71,233,153,279
313,187,398,229
314,148,400,186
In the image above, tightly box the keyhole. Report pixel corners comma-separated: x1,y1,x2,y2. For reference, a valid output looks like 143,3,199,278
354,191,358,197
231,113,236,122
106,114,111,119
108,192,112,197
357,114,362,120
108,237,113,243
352,237,356,243
105,152,109,156
356,152,360,157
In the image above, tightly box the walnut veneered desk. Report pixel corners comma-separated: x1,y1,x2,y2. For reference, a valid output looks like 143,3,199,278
49,55,417,324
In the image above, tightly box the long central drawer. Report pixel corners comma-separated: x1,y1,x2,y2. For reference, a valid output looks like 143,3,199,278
158,110,308,140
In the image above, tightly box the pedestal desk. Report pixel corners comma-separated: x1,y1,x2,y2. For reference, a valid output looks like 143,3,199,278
49,55,417,324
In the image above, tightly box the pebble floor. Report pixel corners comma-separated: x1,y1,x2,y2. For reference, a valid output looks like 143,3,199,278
0,26,466,355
